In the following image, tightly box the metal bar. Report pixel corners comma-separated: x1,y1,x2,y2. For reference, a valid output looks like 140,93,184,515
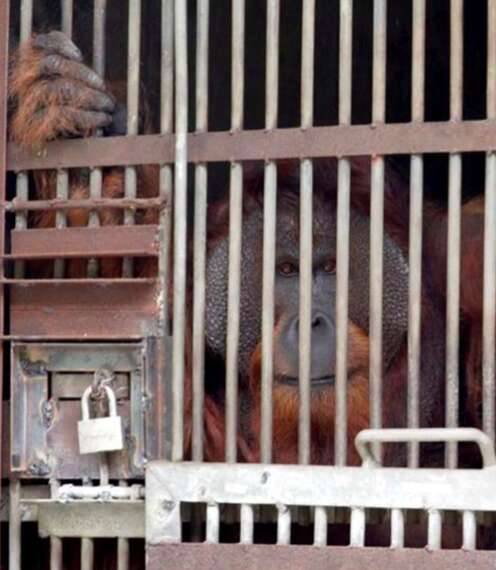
206,504,220,543
462,510,477,550
240,504,254,544
5,197,164,211
192,0,209,462
62,0,73,38
334,0,353,466
117,482,130,570
9,481,21,570
124,0,141,277
349,507,366,547
171,0,189,462
20,0,33,42
147,544,496,569
156,0,174,460
276,504,291,545
445,0,463,469
50,480,62,570
260,0,280,465
408,0,426,466
482,0,496,445
298,0,315,466
427,509,442,550
313,506,327,546
11,120,496,170
390,508,405,548
369,0,387,463
299,159,313,464
14,172,28,279
225,0,245,463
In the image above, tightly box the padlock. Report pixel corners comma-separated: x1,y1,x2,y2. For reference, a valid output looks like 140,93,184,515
78,385,124,454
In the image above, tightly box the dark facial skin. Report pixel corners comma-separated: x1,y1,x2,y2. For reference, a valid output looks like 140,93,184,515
205,182,409,389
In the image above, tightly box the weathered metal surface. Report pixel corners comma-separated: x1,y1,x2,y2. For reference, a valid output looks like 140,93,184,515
4,196,164,211
37,501,145,538
147,544,496,570
7,120,496,171
10,225,159,258
10,343,148,479
10,282,158,337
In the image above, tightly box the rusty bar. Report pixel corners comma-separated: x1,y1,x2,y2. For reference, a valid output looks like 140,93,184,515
298,0,315,466
335,0,353,466
482,0,496,444
390,508,405,548
240,504,254,544
123,0,141,277
462,510,477,550
225,0,245,464
369,0,387,464
171,0,188,462
50,480,62,570
445,0,463,468
146,543,496,570
54,170,69,278
11,225,159,257
260,0,280,466
192,0,209,462
427,509,442,550
5,250,155,260
407,0,426,469
313,507,327,546
5,196,164,211
276,505,291,545
10,119,496,170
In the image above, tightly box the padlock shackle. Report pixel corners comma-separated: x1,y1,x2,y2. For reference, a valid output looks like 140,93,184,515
81,385,118,420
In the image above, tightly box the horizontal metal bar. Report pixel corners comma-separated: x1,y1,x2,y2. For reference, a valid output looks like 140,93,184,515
355,428,496,468
4,278,155,284
147,460,496,513
147,544,496,569
8,120,496,170
4,198,165,212
55,484,144,501
11,225,159,258
4,251,155,260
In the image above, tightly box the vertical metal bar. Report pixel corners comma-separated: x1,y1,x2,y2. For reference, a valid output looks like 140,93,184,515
225,0,245,464
14,173,28,279
298,0,315,466
62,0,74,39
276,504,291,545
87,0,107,278
80,479,94,570
117,481,130,570
192,0,209,462
260,0,280,466
0,0,8,546
50,480,62,570
313,507,328,546
390,508,405,548
9,480,21,570
369,0,387,464
240,504,254,544
349,507,366,547
54,2,74,279
20,0,33,43
156,0,174,460
335,0,353,467
407,0,426,468
427,509,442,550
445,0,463,469
206,503,220,543
171,0,189,462
482,0,496,445
462,510,477,550
123,0,141,277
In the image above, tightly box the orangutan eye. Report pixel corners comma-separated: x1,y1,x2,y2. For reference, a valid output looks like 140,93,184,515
278,261,298,276
323,260,336,274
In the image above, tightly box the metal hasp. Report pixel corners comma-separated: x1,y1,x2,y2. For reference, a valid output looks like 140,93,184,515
9,342,152,479
78,384,124,454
